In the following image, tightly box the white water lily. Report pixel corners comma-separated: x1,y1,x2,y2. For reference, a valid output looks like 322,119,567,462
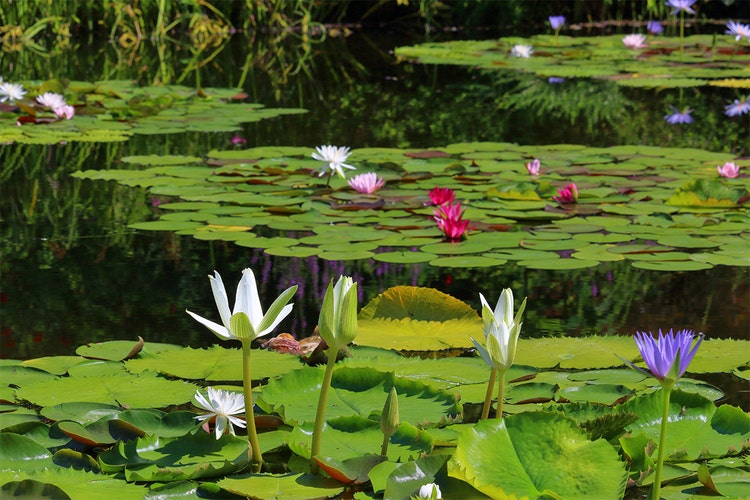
417,483,442,499
194,387,246,440
186,268,297,342
317,275,358,350
510,44,533,58
312,145,356,179
471,288,527,371
36,92,67,110
0,81,27,103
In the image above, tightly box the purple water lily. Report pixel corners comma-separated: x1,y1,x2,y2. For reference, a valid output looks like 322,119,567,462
664,106,693,124
726,20,750,42
666,0,696,15
724,98,750,117
630,329,703,382
549,16,565,31
647,20,664,34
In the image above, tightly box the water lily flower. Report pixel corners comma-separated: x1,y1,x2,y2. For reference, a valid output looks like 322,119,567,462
666,0,696,15
186,268,297,342
318,275,358,351
647,20,664,34
548,77,565,84
620,328,703,500
54,105,75,120
312,145,356,179
472,289,526,372
348,172,385,194
726,20,750,42
194,387,246,440
553,183,578,204
548,16,565,31
434,202,470,241
36,92,67,110
230,135,247,146
717,161,740,178
0,81,27,104
510,44,533,58
622,33,647,49
724,98,750,117
417,483,442,499
428,187,455,206
626,329,703,383
525,158,541,175
664,106,693,124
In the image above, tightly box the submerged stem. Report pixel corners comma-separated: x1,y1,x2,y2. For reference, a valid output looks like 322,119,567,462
651,385,674,500
496,370,507,419
241,340,263,472
310,346,339,474
481,369,497,420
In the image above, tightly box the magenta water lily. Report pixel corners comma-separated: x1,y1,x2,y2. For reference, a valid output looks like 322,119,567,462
427,186,455,206
717,161,740,178
553,182,578,204
434,202,470,242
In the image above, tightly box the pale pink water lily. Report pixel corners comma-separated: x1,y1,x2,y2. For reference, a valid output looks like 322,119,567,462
186,268,297,342
525,158,540,175
510,44,533,58
348,172,384,194
428,187,455,206
553,183,578,204
312,145,356,179
54,105,75,120
434,202,470,241
622,34,647,49
194,387,246,440
0,81,27,103
726,20,750,42
724,98,750,117
717,162,740,178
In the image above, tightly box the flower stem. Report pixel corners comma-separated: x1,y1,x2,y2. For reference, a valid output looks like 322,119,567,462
495,369,506,419
650,385,673,500
241,340,263,472
310,346,339,474
481,368,497,420
679,13,684,62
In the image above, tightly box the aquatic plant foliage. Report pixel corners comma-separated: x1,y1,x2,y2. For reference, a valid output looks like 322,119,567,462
73,142,750,271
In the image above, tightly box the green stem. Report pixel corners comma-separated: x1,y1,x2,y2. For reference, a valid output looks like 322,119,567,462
481,368,497,420
679,12,684,62
241,340,263,472
310,346,339,474
651,385,673,500
495,370,506,419
380,434,389,456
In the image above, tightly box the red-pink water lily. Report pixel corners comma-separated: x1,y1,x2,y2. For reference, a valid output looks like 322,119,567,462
428,187,455,206
434,202,470,241
553,183,578,204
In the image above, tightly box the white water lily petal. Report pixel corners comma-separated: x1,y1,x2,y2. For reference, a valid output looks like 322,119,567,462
209,271,232,329
185,310,232,339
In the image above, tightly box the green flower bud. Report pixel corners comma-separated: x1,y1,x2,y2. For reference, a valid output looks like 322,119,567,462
380,387,399,438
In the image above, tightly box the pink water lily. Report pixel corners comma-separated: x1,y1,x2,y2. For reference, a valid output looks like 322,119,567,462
428,187,455,206
553,183,578,204
525,158,540,175
622,34,647,49
434,202,470,241
717,162,740,178
348,172,384,194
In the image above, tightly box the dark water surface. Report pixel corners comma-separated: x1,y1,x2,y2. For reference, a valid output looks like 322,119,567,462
1,29,748,373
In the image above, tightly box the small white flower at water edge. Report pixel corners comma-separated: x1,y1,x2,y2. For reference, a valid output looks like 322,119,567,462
194,387,246,440
510,44,533,58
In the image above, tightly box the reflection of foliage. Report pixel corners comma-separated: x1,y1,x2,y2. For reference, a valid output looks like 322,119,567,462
495,74,632,132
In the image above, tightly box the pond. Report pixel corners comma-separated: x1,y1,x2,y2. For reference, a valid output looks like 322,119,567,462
1,6,749,499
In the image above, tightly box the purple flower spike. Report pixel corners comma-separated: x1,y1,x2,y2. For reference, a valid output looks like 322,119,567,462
631,329,703,382
549,16,565,31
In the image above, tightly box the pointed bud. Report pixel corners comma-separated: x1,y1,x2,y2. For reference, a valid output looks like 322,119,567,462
380,387,399,438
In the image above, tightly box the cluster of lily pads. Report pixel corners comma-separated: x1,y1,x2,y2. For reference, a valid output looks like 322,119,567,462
0,79,305,145
73,141,750,271
2,276,748,498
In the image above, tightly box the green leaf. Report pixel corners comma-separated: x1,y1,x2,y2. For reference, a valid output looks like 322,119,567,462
447,413,627,499
218,473,344,500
